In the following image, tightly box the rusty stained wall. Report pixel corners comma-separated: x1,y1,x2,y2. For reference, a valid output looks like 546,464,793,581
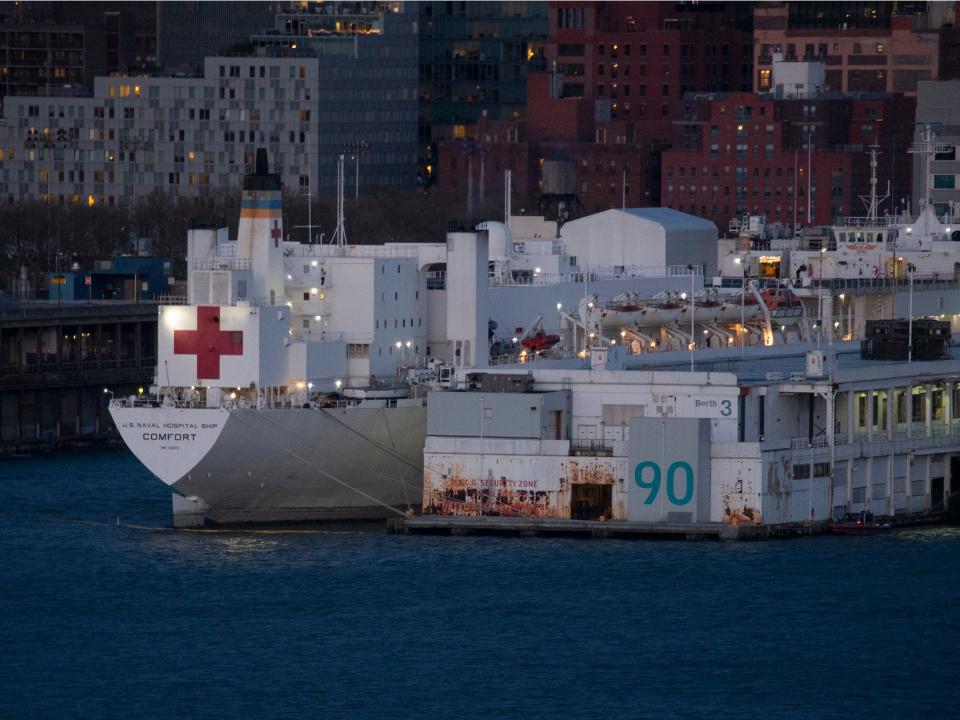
711,456,763,525
761,455,833,524
423,452,628,519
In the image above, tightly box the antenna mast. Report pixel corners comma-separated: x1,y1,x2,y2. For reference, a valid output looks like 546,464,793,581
858,145,889,221
331,154,348,247
908,125,948,210
504,169,512,223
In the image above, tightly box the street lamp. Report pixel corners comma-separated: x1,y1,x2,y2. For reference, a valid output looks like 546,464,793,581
818,246,826,346
687,264,696,371
907,262,916,363
343,140,369,202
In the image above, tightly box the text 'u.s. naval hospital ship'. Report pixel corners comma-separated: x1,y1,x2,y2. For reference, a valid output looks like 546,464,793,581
113,147,960,527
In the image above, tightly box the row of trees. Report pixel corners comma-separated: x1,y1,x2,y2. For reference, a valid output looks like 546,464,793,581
0,183,516,285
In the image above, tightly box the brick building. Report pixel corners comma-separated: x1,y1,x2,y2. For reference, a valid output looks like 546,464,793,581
548,1,754,145
753,3,944,96
660,91,916,229
434,1,754,215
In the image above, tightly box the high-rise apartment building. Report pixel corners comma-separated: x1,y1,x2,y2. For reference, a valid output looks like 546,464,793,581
433,1,754,214
0,2,156,105
753,3,946,96
547,1,755,145
417,1,549,181
156,1,279,74
0,2,418,206
251,2,418,192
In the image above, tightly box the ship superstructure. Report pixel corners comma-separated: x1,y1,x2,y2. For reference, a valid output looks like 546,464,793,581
111,152,717,526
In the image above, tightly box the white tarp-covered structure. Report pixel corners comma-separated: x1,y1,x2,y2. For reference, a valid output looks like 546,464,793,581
559,208,718,276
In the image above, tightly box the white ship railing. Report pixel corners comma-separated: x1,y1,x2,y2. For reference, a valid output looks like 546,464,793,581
111,395,424,411
285,244,422,259
790,434,847,449
809,273,960,291
490,264,699,287
834,216,897,228
192,258,252,270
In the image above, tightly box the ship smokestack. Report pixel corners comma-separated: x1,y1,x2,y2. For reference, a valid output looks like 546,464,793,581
236,148,284,305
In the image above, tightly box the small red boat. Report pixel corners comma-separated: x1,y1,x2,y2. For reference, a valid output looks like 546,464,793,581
830,511,892,535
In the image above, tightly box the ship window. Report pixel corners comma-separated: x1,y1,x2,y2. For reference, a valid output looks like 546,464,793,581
304,265,310,273
303,292,309,301
395,292,398,301
793,464,811,479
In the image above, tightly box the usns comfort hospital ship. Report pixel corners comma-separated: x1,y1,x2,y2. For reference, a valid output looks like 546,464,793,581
113,150,960,529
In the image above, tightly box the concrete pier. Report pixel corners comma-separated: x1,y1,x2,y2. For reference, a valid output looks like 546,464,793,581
389,515,780,541
389,512,949,540
0,301,157,454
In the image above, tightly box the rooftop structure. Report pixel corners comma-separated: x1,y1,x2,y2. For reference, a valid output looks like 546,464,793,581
753,3,943,96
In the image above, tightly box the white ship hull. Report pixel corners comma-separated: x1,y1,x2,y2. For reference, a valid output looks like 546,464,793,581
112,401,427,524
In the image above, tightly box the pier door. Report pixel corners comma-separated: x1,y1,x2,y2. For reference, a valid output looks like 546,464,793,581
570,483,612,520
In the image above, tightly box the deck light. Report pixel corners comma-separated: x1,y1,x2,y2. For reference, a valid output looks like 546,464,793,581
311,260,318,267
335,380,342,390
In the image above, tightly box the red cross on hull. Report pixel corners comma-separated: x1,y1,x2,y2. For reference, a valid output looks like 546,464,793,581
173,306,244,380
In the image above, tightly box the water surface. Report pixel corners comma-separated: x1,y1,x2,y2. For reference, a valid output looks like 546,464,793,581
1,450,957,719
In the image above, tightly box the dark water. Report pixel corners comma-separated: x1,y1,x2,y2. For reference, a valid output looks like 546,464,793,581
1,450,958,720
